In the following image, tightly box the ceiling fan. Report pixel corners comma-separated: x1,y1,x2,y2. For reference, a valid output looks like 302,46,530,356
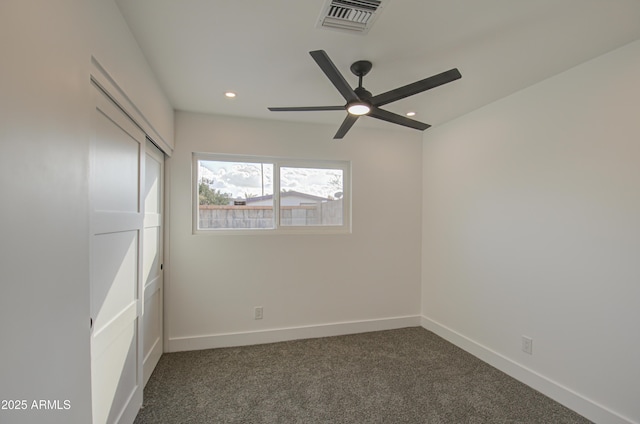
268,50,461,139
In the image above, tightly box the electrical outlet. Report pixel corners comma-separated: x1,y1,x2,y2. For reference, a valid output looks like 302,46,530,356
522,336,533,355
254,306,263,320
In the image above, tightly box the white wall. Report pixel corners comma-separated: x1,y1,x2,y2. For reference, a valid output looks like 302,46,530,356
0,2,92,423
92,0,174,152
166,112,423,350
0,1,173,423
421,40,640,424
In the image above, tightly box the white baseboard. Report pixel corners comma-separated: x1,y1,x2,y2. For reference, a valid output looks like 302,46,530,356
168,315,421,353
421,316,636,424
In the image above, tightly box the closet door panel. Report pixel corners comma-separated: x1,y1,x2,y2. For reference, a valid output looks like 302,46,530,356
142,140,164,386
90,85,144,424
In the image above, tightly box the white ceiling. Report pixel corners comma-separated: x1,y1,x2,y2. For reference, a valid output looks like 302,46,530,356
116,0,640,134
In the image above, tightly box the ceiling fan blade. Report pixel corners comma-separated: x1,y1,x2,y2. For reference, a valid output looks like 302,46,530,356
268,106,345,112
368,107,431,131
309,50,360,104
371,68,462,107
334,114,359,139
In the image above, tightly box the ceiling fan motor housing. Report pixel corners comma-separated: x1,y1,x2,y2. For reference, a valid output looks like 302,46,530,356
354,86,372,101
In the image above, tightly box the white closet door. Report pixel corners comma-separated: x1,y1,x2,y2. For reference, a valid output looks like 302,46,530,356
90,86,144,424
142,140,164,386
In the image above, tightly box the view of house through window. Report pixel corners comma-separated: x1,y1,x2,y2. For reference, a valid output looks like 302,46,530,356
195,154,349,232
279,167,343,227
197,159,274,229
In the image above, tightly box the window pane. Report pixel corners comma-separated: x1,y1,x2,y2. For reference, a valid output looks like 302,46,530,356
279,167,344,227
197,160,274,229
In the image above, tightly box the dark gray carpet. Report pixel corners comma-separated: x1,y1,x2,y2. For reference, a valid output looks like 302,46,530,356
134,327,592,423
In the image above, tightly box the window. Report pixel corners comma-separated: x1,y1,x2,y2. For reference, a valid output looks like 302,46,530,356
194,154,350,233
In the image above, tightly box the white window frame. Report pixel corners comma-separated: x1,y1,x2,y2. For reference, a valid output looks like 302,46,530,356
193,153,351,235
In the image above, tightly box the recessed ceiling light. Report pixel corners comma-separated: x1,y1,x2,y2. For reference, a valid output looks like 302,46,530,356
224,91,237,98
406,111,416,117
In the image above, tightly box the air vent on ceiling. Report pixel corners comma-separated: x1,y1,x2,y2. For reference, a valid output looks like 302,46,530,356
316,0,388,35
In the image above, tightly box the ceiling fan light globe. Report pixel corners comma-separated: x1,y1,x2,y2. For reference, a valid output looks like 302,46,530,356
347,103,370,115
